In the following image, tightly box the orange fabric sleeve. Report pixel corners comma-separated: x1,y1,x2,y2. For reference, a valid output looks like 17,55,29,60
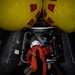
31,56,37,72
26,50,32,64
43,45,52,55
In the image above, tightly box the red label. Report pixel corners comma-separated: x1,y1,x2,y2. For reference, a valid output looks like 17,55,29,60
48,4,55,12
47,17,54,23
21,27,28,30
30,4,37,12
43,9,47,17
27,19,34,25
35,11,40,19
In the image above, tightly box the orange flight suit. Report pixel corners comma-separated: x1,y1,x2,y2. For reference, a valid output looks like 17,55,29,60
26,45,52,75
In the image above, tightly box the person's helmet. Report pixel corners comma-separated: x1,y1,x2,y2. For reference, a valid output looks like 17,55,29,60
30,40,42,48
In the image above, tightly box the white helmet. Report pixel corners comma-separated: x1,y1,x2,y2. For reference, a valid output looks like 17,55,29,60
30,40,42,48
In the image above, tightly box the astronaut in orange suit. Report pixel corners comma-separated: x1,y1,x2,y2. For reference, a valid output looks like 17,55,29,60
26,40,52,75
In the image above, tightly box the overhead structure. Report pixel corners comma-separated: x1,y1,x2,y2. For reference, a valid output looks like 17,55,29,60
43,0,75,33
0,0,42,31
